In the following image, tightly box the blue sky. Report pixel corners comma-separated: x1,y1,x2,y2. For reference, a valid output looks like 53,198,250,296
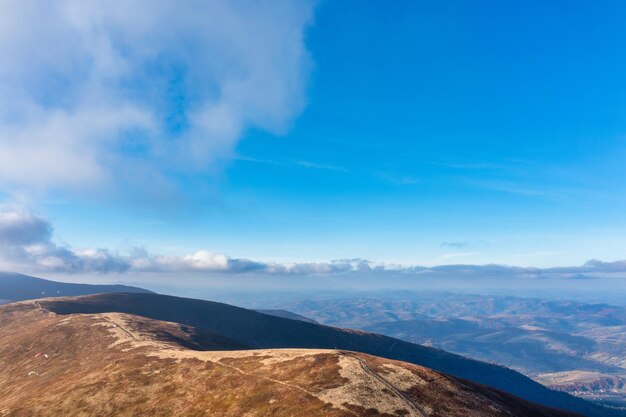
224,0,626,267
1,1,626,281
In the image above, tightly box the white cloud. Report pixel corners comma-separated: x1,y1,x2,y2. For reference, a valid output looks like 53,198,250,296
0,211,381,274
0,211,130,273
2,210,626,280
0,0,314,194
134,250,230,272
0,211,51,245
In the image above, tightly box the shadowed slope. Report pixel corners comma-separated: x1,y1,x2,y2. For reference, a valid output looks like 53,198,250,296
0,272,151,302
255,308,319,324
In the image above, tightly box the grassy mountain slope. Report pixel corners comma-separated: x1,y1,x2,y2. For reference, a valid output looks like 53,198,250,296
37,292,623,417
0,299,580,417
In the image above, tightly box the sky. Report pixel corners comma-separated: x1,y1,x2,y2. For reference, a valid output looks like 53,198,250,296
1,1,626,288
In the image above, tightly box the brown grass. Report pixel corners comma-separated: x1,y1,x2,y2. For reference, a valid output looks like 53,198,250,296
0,301,579,417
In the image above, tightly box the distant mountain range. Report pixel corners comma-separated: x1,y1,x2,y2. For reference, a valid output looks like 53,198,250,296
0,272,152,302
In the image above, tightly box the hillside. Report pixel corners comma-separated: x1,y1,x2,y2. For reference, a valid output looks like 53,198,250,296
264,292,626,405
364,318,610,375
0,299,580,417
0,272,152,302
255,308,319,324
36,292,623,417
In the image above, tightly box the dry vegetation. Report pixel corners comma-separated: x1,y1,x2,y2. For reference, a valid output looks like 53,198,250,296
0,299,580,417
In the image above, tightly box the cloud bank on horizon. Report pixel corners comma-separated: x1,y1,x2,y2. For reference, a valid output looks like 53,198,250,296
0,0,314,195
1,210,625,281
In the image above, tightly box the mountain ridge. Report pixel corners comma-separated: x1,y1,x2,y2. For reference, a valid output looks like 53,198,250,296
0,298,581,417
37,292,623,417
0,272,152,302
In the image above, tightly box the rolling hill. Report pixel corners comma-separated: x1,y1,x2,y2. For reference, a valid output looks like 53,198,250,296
32,292,623,417
0,297,581,417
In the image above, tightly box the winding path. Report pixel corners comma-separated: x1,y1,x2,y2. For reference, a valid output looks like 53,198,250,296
343,352,428,417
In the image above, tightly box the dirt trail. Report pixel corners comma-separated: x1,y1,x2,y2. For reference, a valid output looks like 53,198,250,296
100,314,139,341
344,352,428,417
210,359,360,417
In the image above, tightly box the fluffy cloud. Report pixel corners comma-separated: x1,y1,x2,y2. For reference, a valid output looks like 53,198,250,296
2,210,626,279
0,211,51,246
0,0,314,193
0,211,130,273
0,211,381,275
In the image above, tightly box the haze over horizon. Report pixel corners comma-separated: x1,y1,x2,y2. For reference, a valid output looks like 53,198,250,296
1,0,626,291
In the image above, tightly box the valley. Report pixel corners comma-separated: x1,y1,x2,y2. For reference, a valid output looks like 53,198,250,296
250,291,626,409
